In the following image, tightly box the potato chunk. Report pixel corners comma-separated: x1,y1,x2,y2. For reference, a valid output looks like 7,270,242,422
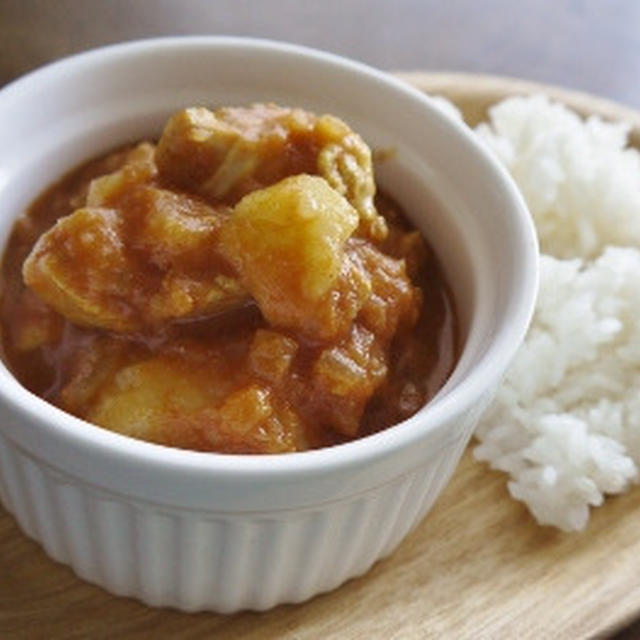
220,175,365,340
61,339,308,453
155,103,387,239
84,354,230,450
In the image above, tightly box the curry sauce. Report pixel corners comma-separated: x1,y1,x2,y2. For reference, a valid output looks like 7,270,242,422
0,104,457,453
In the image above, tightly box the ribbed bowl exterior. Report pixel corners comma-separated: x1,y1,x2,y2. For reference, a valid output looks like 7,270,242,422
0,429,468,613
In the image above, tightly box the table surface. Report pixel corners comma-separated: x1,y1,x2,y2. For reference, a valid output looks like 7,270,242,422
1,2,640,638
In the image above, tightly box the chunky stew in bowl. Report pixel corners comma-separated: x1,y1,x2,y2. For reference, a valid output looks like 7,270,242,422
0,104,457,453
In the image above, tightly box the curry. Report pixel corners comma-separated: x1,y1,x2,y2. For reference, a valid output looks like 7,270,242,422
0,104,457,453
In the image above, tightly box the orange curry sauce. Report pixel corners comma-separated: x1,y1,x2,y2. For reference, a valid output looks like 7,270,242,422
0,104,458,453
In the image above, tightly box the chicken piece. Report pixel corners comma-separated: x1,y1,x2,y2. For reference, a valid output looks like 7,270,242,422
220,174,370,341
23,207,138,331
351,240,421,340
297,241,421,437
24,140,247,332
61,339,308,453
124,186,247,324
155,103,387,240
23,183,246,332
315,115,386,240
155,104,316,202
86,142,157,208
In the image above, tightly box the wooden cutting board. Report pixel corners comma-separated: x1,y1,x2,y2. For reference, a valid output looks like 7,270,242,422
2,73,640,639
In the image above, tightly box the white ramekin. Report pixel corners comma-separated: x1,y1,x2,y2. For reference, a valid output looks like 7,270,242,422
0,37,538,612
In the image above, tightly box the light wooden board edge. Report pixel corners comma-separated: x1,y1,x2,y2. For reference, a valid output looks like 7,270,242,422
396,70,640,148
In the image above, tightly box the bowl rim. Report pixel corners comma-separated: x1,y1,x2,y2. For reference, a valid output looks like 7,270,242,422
0,35,539,480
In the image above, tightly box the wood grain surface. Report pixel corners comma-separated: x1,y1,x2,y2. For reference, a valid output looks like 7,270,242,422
2,73,640,639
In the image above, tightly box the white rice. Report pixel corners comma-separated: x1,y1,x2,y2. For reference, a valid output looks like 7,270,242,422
439,94,640,531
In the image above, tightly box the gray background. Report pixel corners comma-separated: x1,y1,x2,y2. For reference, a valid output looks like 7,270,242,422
1,0,640,109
